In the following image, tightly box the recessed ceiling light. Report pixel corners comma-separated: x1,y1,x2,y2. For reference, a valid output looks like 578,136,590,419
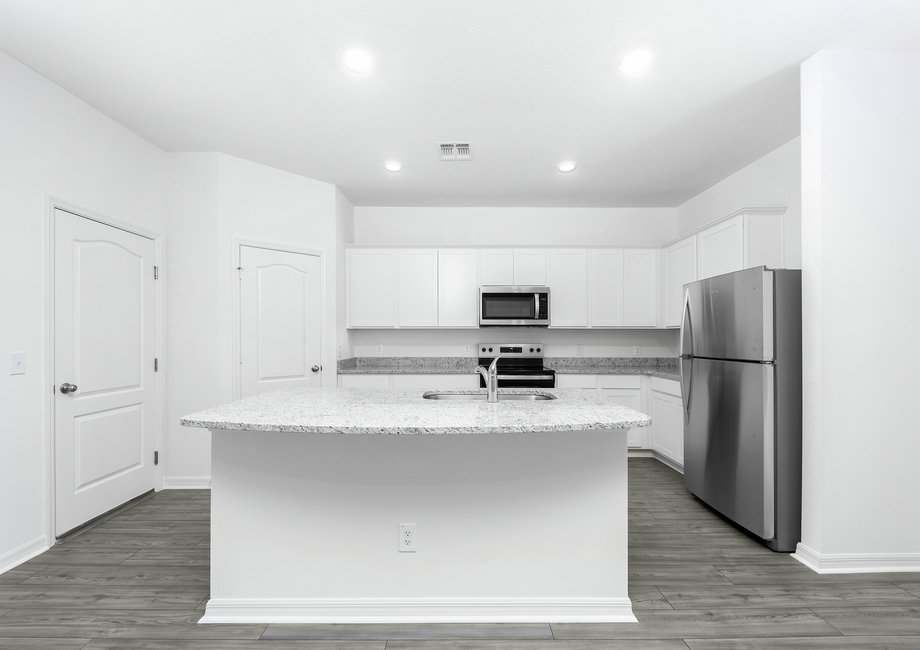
619,49,655,74
342,48,374,73
557,161,577,173
384,161,402,172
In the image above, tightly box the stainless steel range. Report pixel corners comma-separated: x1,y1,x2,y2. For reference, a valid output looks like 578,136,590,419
477,343,556,388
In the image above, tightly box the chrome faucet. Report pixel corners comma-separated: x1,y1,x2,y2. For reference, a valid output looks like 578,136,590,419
476,353,504,403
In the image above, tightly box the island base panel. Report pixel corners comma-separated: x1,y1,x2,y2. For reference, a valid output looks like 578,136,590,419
203,429,634,623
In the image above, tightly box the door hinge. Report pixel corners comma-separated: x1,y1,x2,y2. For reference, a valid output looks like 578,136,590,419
154,451,159,466
154,358,158,372
154,266,159,280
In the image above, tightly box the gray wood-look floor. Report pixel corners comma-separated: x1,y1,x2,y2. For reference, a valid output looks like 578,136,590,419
1,458,919,649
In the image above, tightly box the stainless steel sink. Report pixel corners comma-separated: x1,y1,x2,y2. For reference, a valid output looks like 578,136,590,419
422,392,556,401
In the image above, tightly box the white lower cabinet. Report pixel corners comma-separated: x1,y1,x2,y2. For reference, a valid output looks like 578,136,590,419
338,374,478,389
650,377,684,470
555,374,646,448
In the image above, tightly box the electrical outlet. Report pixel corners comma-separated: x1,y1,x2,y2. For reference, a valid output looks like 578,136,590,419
376,344,383,355
634,345,641,356
399,523,417,552
337,344,342,359
464,344,471,355
575,344,583,356
10,352,25,375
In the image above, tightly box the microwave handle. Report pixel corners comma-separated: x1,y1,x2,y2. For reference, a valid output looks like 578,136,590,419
535,293,539,318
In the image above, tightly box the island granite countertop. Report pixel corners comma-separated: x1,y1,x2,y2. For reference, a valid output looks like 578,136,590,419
181,387,651,435
337,356,680,381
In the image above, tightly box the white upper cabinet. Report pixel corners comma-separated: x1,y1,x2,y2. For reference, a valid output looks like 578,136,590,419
663,237,697,328
624,249,658,327
548,249,588,327
480,249,514,285
481,249,547,285
438,249,479,328
697,209,784,281
397,249,439,327
589,249,624,326
347,249,396,328
513,249,546,285
698,216,744,279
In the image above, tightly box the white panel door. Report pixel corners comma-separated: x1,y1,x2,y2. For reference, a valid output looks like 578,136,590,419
347,249,396,326
240,246,322,397
600,389,643,447
480,249,514,285
698,216,743,280
397,249,439,327
513,249,546,285
664,237,697,327
590,249,624,326
438,249,479,327
548,249,588,327
624,249,658,326
54,209,156,536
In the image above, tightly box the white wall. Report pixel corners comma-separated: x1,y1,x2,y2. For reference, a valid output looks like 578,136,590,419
163,153,339,487
676,137,802,267
797,51,920,571
0,49,166,569
354,207,676,246
336,189,355,360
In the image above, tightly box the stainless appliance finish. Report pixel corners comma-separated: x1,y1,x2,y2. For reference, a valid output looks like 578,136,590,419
680,266,801,552
478,343,555,388
480,286,550,327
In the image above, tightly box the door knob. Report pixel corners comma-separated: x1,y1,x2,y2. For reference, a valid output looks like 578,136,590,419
59,383,78,394
311,365,321,373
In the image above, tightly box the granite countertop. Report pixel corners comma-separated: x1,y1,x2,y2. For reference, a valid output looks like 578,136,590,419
337,356,680,382
180,387,652,435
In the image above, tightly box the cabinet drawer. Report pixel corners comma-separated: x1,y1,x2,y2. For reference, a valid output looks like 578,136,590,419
600,375,641,389
392,374,478,389
338,374,391,388
651,376,681,397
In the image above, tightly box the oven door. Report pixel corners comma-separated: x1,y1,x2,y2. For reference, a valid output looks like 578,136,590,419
480,287,549,327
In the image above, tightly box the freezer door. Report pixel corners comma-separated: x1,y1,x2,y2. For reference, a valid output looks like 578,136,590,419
684,267,773,362
683,357,775,541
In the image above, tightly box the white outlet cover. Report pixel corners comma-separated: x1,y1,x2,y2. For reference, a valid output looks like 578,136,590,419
399,523,417,552
10,352,25,375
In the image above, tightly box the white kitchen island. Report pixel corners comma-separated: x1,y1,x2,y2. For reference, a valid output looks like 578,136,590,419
181,387,650,624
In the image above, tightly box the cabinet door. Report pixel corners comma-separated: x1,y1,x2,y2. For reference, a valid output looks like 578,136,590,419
338,374,391,388
651,390,684,466
589,249,624,326
698,216,743,280
397,249,439,327
664,237,697,328
624,249,658,326
392,374,479,389
347,249,396,327
548,249,588,327
481,249,514,285
513,249,546,285
438,249,479,327
600,387,643,447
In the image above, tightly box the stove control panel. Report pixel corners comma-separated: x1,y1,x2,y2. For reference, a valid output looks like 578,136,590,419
479,343,544,358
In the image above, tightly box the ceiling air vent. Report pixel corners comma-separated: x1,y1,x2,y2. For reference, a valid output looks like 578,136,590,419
438,142,472,161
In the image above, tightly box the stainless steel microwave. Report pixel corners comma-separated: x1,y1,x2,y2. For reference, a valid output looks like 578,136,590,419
479,286,550,327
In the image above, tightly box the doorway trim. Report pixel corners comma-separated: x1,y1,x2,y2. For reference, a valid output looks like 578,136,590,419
230,237,328,401
43,196,164,544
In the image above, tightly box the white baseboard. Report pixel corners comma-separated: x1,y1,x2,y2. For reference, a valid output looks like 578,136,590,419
793,543,920,574
0,536,49,575
162,475,211,490
652,451,684,474
199,597,637,624
627,449,654,458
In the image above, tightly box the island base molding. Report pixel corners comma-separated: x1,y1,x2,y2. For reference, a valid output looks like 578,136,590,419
199,597,637,624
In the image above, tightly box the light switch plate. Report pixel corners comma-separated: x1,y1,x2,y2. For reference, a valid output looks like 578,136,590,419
10,352,25,375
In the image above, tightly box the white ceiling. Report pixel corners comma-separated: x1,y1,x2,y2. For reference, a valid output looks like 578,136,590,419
1,0,919,207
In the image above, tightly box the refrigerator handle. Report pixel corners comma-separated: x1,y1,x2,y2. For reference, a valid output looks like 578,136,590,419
679,288,692,416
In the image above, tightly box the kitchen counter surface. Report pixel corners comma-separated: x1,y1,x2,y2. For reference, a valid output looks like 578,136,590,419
181,387,651,434
337,356,680,381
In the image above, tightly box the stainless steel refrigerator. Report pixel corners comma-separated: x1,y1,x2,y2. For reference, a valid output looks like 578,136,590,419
680,266,802,552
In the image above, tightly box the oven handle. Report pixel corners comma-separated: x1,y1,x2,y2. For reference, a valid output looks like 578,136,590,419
496,374,555,381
